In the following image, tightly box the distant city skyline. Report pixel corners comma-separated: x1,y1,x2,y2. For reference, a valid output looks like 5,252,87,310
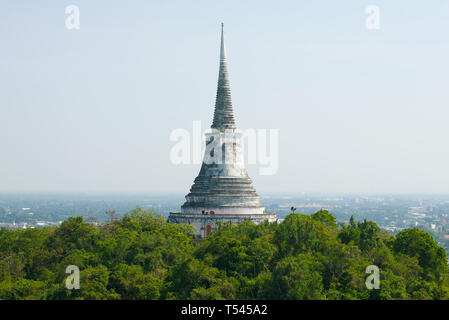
1,1,449,193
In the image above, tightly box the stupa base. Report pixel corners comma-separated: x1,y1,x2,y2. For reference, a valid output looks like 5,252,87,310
167,211,279,238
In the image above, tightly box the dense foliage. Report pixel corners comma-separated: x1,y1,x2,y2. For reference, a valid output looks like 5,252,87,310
0,207,448,300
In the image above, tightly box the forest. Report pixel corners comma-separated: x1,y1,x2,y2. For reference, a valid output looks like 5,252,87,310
0,207,448,300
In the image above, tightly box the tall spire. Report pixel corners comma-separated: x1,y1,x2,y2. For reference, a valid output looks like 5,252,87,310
168,23,278,237
211,23,236,130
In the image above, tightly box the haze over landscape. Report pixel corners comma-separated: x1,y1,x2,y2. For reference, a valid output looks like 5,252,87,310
3,1,449,304
1,0,449,194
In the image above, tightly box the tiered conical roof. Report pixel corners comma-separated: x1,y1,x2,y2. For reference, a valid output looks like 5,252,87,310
181,24,264,214
211,23,236,130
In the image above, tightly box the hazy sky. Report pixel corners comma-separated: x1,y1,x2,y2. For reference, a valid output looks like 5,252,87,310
1,0,449,193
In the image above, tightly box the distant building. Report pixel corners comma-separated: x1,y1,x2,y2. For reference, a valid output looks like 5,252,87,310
168,24,278,238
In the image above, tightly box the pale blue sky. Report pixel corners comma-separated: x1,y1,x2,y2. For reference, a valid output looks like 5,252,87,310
1,0,449,193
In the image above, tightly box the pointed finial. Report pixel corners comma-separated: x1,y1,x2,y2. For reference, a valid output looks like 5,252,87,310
220,22,226,61
211,22,235,130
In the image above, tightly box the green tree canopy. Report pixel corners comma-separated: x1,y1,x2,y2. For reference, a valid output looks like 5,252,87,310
0,209,448,300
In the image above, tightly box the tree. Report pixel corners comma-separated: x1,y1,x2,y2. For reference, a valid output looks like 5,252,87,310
269,254,325,299
394,228,448,281
105,209,118,223
311,210,337,228
275,214,332,255
358,219,381,252
338,217,381,252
